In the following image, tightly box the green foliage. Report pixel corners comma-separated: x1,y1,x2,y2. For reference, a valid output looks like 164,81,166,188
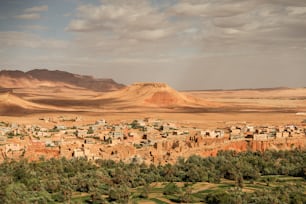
205,191,236,204
108,185,130,203
87,126,94,134
179,185,193,203
163,182,180,195
130,120,139,129
139,184,150,198
0,150,304,203
7,132,15,138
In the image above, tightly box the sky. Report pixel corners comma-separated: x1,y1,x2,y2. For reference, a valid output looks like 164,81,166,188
0,0,306,90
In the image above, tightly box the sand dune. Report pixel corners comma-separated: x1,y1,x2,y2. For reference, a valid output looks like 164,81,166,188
0,92,76,115
0,68,304,116
0,92,43,109
0,92,43,115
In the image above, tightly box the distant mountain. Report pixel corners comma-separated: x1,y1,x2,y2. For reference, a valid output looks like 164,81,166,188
0,69,125,92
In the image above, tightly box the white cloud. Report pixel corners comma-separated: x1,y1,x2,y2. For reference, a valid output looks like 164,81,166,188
287,6,306,15
63,13,72,17
170,2,209,16
66,1,173,41
132,29,173,40
0,32,68,49
19,25,48,31
170,1,258,17
223,28,241,35
2,0,306,89
66,19,89,32
15,13,41,20
61,0,306,62
15,5,48,20
24,5,48,13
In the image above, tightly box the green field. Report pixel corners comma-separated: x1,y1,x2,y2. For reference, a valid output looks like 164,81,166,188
68,176,305,204
123,176,306,204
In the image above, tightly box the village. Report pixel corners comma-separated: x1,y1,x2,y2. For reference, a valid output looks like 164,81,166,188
0,116,305,164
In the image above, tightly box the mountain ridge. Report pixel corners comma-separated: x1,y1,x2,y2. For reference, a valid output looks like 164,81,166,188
0,69,125,92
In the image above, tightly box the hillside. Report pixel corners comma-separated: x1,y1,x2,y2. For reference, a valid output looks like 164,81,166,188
0,92,44,115
0,92,76,115
0,69,124,92
98,82,222,108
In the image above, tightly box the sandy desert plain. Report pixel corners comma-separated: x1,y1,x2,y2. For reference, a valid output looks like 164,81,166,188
1,82,306,128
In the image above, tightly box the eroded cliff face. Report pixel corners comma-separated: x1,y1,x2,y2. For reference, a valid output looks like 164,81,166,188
1,134,305,164
137,136,306,165
249,138,305,152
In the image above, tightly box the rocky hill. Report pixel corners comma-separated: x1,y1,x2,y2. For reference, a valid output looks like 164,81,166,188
99,82,222,108
0,69,124,92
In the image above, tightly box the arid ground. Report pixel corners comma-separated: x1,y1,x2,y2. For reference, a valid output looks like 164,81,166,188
1,83,306,128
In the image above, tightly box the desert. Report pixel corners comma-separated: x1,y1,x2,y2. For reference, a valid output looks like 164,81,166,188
0,69,305,163
0,69,305,203
1,0,306,203
1,69,305,126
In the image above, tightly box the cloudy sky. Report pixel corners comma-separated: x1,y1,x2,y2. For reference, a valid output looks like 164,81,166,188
0,0,306,90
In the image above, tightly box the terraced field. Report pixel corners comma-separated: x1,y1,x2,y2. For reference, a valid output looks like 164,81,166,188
69,176,305,204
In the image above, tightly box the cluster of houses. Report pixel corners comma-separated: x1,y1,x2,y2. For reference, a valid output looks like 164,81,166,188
228,124,305,141
0,117,305,162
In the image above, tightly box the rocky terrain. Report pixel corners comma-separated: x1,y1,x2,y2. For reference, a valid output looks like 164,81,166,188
0,69,124,92
96,82,223,109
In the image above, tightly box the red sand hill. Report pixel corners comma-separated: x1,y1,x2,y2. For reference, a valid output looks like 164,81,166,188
100,82,222,108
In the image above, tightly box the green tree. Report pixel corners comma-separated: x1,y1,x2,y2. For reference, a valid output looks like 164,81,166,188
139,184,150,199
87,126,94,134
179,186,192,203
4,182,29,203
108,185,130,203
163,182,180,195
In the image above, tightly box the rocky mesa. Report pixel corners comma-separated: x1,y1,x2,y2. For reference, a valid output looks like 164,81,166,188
98,82,223,108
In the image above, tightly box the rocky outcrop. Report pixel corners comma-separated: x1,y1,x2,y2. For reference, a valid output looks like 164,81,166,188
0,69,125,92
100,82,222,108
139,136,306,165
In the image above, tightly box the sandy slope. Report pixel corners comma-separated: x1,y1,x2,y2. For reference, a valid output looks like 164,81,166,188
0,86,305,127
186,88,306,111
0,78,305,119
0,92,44,109
0,92,75,115
97,82,222,108
0,75,84,90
